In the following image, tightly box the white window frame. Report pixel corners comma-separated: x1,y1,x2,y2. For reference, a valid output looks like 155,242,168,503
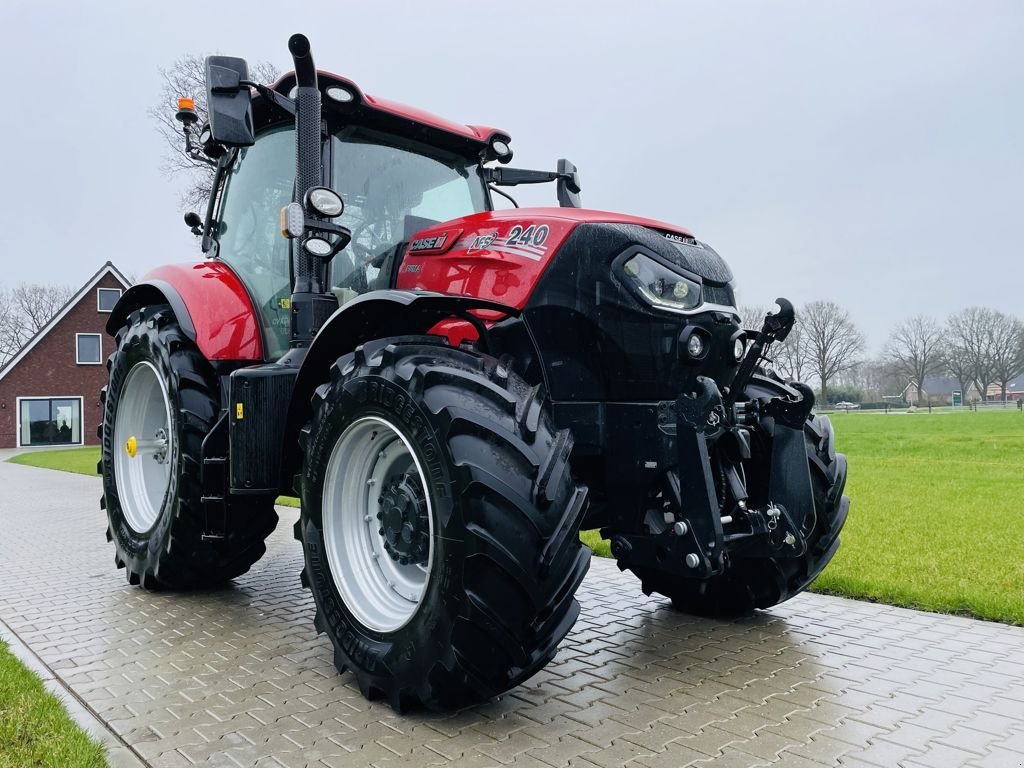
15,396,85,448
75,333,103,365
97,287,122,313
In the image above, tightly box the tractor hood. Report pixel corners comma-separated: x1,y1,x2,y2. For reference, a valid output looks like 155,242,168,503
396,207,732,310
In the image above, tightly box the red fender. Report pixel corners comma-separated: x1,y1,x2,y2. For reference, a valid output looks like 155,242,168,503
130,262,264,362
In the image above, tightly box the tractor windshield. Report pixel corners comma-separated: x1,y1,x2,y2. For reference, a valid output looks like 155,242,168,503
328,127,488,302
215,123,487,358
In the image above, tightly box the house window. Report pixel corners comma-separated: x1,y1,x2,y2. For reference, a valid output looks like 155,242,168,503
76,333,102,364
18,398,83,447
97,288,122,312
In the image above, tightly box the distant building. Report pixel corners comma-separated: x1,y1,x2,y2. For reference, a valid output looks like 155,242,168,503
987,376,1024,402
920,375,983,405
920,374,1023,404
0,263,131,449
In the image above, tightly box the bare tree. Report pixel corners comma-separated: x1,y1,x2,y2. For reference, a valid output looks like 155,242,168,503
0,288,23,364
151,54,279,210
836,358,902,403
739,304,769,331
802,300,865,404
884,315,946,401
948,307,1000,399
945,341,976,401
989,312,1024,400
0,283,76,365
738,303,811,382
771,320,812,382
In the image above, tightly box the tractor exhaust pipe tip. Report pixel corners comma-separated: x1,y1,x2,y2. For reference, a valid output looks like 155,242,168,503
288,34,316,88
288,33,310,57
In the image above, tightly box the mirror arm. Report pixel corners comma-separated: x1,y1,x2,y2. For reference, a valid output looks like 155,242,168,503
186,141,218,167
483,167,559,186
242,80,297,117
484,166,580,189
201,152,233,255
179,120,218,168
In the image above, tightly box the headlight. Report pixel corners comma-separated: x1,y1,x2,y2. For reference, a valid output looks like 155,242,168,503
622,253,701,311
687,334,705,358
733,338,745,361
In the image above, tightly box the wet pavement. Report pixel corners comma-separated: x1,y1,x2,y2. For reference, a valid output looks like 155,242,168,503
1,458,1022,767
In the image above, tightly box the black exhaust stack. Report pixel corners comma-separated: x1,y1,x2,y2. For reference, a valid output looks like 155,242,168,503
287,34,334,350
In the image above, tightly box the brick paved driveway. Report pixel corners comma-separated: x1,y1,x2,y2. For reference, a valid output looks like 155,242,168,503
1,459,1022,768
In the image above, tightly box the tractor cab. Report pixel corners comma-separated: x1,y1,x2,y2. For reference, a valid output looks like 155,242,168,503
190,64,578,359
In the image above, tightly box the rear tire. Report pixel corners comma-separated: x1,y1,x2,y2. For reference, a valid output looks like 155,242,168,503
101,305,278,589
630,375,849,617
296,337,590,711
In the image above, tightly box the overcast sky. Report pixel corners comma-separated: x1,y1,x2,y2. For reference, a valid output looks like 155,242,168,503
1,1,1020,352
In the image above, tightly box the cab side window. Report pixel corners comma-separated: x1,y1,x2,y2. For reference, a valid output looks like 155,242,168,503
216,124,295,359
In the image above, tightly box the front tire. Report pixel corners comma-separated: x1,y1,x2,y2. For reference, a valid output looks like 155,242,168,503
101,305,278,589
296,338,590,711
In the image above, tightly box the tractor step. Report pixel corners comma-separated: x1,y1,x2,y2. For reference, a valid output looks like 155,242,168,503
200,413,231,539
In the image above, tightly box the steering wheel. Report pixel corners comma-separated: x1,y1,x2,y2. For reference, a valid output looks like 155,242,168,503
335,220,389,292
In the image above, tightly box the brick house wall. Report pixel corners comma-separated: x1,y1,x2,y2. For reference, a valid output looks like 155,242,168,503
0,267,130,449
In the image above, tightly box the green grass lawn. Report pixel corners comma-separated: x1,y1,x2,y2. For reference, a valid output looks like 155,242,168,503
0,641,106,768
9,448,99,476
810,410,1024,624
10,409,1023,623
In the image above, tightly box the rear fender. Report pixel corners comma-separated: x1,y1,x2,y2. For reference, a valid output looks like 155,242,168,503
106,262,264,362
284,290,517,482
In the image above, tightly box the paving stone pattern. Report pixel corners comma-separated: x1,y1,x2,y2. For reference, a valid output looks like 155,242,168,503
1,460,1022,767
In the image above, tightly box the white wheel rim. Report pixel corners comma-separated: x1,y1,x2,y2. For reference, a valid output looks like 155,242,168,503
113,361,174,533
322,416,434,632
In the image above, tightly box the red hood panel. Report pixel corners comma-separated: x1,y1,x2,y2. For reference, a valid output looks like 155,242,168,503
395,208,693,310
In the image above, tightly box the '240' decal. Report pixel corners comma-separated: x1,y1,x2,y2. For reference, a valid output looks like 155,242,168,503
505,225,549,248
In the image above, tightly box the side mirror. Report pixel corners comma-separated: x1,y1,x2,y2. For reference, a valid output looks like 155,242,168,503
204,56,255,147
556,159,581,208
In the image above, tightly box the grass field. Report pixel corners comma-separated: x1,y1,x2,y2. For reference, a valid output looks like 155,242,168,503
9,409,1022,624
0,641,106,768
810,410,1023,624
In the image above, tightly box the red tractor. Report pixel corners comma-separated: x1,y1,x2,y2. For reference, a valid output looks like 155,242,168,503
100,34,849,711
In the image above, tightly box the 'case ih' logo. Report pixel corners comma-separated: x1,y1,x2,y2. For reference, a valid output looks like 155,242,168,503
410,233,448,252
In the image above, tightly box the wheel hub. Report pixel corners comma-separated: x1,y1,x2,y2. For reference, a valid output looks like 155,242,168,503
377,473,429,565
113,361,174,533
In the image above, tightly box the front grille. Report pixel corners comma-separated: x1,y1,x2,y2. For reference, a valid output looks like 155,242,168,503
702,283,734,307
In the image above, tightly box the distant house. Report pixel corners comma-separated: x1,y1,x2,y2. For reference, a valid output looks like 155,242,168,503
0,262,131,449
920,375,983,405
987,376,1024,402
921,374,1023,404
